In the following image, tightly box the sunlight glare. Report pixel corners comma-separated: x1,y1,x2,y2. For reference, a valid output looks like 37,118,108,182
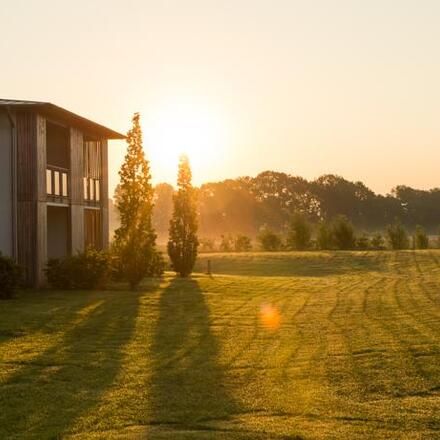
145,99,229,184
260,303,281,331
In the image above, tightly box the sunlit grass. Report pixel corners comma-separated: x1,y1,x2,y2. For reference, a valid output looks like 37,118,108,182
0,251,439,439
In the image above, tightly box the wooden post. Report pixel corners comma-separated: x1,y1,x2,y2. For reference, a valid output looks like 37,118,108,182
101,139,109,249
70,127,84,254
35,114,47,287
207,259,211,275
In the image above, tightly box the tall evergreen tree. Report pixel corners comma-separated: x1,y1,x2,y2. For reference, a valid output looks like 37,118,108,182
113,113,159,289
168,155,199,277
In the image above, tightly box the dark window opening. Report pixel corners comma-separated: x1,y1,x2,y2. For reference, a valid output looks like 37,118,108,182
84,209,102,250
47,122,69,168
47,206,70,259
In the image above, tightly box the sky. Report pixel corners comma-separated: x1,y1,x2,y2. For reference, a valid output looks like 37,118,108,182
1,0,440,195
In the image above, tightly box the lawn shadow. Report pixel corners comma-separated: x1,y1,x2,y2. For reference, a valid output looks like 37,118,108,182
150,278,239,427
0,290,140,439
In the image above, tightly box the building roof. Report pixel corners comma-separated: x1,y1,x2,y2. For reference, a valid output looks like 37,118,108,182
0,99,125,139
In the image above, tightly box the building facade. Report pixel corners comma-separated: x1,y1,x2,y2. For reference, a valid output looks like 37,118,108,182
0,99,124,287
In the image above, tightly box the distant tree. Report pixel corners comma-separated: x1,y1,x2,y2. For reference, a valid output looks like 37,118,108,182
287,212,312,250
199,238,216,253
219,234,234,252
257,226,282,251
234,234,252,252
113,113,161,289
332,215,356,250
168,156,199,277
153,183,174,242
371,232,385,250
356,233,370,250
414,225,429,249
317,221,333,250
386,219,409,250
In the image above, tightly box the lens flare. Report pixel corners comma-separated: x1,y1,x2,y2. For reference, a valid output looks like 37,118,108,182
260,303,281,330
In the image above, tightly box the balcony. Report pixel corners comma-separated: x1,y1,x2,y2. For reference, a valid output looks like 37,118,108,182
46,166,69,204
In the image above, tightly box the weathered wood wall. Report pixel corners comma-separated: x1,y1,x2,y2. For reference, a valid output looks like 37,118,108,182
16,111,38,285
15,112,112,285
101,139,109,249
35,114,47,286
70,127,84,254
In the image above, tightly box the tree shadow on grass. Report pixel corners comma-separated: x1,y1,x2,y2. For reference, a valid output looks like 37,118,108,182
150,278,239,429
0,290,140,439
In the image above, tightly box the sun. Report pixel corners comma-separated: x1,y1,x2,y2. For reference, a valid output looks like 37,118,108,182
144,99,229,184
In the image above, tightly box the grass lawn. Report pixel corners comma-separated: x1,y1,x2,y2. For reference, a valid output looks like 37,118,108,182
1,251,439,439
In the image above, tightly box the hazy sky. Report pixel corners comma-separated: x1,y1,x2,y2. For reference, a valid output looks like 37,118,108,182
2,0,440,195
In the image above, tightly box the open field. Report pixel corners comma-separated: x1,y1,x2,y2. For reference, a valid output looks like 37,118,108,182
1,251,439,439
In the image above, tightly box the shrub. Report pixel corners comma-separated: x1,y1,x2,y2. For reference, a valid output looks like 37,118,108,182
257,227,282,251
414,225,429,249
219,234,234,252
0,253,22,299
332,216,356,250
287,212,312,250
46,249,110,290
145,250,166,277
234,234,252,252
386,220,409,250
317,221,333,250
356,233,370,250
371,232,385,250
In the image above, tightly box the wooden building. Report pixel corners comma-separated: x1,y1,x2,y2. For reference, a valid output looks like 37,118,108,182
0,99,125,287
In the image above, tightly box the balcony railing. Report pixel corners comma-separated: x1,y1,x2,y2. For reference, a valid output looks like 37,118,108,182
47,166,69,202
83,177,101,205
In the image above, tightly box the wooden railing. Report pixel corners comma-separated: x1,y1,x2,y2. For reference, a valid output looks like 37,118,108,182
83,177,101,205
46,165,69,202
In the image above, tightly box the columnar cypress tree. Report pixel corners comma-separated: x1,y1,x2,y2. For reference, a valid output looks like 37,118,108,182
167,155,198,277
113,113,158,289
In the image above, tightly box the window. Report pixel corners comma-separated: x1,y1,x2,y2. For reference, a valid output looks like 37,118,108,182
47,168,69,199
62,173,68,197
46,169,52,194
89,178,94,200
54,171,60,196
95,180,100,201
83,141,102,203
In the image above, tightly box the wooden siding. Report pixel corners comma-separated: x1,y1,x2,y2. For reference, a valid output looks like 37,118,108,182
70,127,84,203
35,114,47,286
16,112,38,285
101,139,109,248
70,127,84,253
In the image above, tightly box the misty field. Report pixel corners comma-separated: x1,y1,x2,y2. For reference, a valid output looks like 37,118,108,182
1,251,439,439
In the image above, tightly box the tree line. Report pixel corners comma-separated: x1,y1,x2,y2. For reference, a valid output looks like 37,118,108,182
148,171,440,242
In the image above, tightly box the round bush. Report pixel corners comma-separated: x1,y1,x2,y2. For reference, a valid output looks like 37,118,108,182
0,253,22,299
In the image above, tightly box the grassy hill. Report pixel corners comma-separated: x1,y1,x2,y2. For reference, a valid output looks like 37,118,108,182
1,251,439,439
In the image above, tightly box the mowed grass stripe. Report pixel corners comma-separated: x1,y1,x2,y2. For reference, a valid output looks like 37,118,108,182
0,251,439,439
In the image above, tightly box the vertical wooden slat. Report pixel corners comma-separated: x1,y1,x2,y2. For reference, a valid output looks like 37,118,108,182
16,111,37,286
101,139,109,248
70,127,84,253
35,114,47,286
